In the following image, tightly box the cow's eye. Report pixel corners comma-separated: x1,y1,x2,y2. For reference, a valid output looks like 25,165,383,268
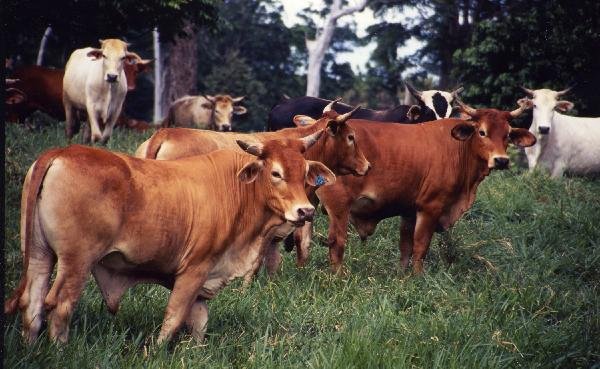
271,171,282,179
533,104,537,109
348,134,355,142
479,130,486,137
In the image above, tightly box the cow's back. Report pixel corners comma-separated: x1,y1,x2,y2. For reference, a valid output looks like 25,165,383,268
268,96,356,131
167,96,212,128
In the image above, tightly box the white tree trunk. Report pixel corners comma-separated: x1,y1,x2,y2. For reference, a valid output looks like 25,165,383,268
153,27,162,122
36,26,52,66
305,0,368,97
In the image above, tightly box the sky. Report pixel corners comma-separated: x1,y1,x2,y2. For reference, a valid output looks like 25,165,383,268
279,0,424,74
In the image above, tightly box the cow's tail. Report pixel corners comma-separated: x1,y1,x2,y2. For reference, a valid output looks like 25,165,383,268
5,149,61,315
145,130,165,159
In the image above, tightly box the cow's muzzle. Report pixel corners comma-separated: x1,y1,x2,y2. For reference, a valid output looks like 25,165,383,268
106,74,118,83
219,125,232,132
296,207,315,223
538,126,550,135
493,157,510,170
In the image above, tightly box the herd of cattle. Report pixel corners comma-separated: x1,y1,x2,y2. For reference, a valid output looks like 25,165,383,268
5,39,600,345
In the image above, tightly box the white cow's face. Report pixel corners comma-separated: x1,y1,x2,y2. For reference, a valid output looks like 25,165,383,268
528,89,574,135
87,39,135,84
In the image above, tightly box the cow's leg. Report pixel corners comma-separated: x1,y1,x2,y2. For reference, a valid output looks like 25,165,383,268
99,107,123,145
264,240,282,277
44,257,94,343
399,217,416,270
411,211,439,274
19,246,56,343
550,161,566,178
64,100,77,141
157,271,207,344
185,298,208,342
294,221,313,267
325,207,351,274
85,106,103,144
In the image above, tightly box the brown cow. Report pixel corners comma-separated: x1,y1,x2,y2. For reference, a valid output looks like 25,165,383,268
311,99,536,274
6,56,151,127
136,101,371,278
5,134,335,344
162,94,247,131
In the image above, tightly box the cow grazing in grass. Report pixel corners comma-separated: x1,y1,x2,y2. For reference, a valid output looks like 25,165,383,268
5,134,335,344
63,39,139,144
267,84,463,131
136,101,371,279
162,94,247,131
520,87,600,177
311,99,536,274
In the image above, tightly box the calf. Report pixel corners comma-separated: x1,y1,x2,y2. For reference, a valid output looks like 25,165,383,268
162,94,247,131
5,135,335,344
313,99,536,274
63,39,138,143
520,87,600,177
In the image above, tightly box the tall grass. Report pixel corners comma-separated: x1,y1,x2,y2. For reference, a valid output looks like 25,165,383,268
4,123,599,368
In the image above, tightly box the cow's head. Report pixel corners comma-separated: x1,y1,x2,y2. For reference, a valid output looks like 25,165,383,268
123,52,153,91
201,94,247,131
236,132,336,225
292,99,371,176
450,99,537,170
520,87,574,135
405,81,463,120
87,39,138,84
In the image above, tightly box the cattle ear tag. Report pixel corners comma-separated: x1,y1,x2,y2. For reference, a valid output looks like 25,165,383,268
306,161,336,187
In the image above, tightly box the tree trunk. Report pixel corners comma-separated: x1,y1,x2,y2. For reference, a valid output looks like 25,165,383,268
153,27,163,122
36,26,52,66
161,20,199,115
305,0,368,97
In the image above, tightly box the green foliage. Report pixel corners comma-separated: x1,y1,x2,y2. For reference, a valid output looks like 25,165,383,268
4,123,600,368
452,0,600,115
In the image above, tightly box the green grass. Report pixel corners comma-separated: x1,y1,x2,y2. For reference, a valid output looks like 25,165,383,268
4,123,600,369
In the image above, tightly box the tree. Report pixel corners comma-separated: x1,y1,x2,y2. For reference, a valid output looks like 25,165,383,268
303,0,368,97
452,0,600,116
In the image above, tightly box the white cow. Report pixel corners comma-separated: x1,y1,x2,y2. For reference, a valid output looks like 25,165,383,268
520,87,600,177
63,39,137,144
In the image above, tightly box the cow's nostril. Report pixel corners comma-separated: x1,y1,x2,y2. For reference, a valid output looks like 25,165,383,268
494,157,509,169
297,207,315,221
539,126,550,134
106,74,118,83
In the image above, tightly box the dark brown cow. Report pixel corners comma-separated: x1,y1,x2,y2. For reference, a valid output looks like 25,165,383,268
5,135,335,344
311,100,536,274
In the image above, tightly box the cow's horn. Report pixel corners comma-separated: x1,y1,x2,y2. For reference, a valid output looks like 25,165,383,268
455,98,477,116
556,86,573,96
510,98,531,117
520,86,535,96
323,98,342,114
404,81,422,98
336,105,361,123
236,140,263,156
300,130,324,151
451,85,464,98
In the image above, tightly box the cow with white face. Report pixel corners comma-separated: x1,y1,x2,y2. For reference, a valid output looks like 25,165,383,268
404,82,464,120
520,87,600,177
63,39,138,144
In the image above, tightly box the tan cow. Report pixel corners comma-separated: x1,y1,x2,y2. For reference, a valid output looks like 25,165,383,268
5,134,335,344
63,39,138,144
162,94,247,131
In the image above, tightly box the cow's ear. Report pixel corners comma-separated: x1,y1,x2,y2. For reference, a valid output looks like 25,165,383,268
306,160,336,187
236,140,263,156
293,115,316,127
233,105,247,115
509,128,537,148
125,52,138,64
87,48,103,60
237,160,264,184
451,122,476,141
555,100,574,112
406,105,421,121
326,120,341,136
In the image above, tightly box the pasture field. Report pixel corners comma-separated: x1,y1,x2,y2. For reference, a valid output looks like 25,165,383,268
4,122,600,369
